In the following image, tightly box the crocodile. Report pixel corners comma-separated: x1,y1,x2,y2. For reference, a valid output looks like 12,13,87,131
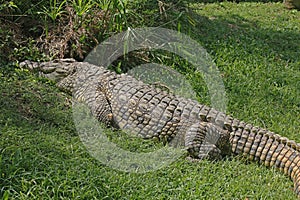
20,58,300,197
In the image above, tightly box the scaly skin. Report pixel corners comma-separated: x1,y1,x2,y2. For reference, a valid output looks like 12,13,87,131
20,59,300,197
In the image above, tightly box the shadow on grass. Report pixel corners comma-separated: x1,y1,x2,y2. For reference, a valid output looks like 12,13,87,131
189,14,298,62
0,68,85,198
187,0,283,3
0,1,299,198
137,0,299,63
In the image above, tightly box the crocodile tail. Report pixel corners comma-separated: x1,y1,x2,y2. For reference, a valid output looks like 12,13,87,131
296,172,300,196
229,120,300,197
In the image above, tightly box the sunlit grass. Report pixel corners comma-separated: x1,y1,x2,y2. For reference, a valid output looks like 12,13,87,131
1,1,299,199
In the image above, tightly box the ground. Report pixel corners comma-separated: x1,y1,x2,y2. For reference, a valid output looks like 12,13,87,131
0,1,299,199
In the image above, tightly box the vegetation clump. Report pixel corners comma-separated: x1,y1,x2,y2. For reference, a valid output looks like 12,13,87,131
284,0,300,9
0,0,299,199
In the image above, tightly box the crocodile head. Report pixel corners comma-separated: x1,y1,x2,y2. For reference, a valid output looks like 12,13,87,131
20,58,77,83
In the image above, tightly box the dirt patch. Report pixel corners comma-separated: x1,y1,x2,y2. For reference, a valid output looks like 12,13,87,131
0,6,110,63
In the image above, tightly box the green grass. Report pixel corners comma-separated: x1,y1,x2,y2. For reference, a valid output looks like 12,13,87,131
1,1,300,199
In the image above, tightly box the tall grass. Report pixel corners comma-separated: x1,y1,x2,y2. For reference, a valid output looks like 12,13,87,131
0,0,299,199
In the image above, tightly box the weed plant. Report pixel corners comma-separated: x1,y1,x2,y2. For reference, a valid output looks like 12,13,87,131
0,0,299,199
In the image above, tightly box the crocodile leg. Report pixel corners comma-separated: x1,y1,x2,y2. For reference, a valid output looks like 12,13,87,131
73,67,115,127
184,122,231,160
